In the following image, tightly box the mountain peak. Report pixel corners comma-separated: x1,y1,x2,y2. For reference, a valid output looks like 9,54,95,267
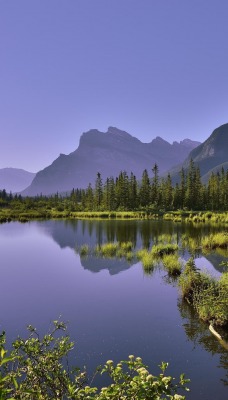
107,126,133,138
169,123,228,182
22,126,202,195
154,136,169,143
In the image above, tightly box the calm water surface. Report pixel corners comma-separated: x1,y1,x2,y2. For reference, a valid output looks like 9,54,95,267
0,220,227,399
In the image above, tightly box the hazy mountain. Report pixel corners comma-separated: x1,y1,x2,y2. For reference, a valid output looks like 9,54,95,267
169,123,228,182
0,168,36,193
22,127,200,196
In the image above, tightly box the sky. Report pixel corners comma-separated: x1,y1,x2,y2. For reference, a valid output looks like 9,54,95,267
0,0,228,172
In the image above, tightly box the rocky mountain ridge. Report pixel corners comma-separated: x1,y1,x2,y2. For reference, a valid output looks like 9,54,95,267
22,127,200,195
170,123,228,182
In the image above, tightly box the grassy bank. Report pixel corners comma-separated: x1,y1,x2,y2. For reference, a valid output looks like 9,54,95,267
0,207,227,223
164,211,228,224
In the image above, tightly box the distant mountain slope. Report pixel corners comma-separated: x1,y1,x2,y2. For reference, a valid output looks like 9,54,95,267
0,168,36,193
169,123,228,182
201,161,228,183
22,127,200,196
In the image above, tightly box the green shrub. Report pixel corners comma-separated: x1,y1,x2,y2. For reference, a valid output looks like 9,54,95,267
0,322,190,400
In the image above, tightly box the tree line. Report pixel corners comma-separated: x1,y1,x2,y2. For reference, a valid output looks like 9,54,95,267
70,160,228,211
0,160,228,212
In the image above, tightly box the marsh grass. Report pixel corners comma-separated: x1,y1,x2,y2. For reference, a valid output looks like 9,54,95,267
181,235,202,253
178,258,201,301
163,213,183,222
136,249,156,272
185,212,228,225
69,211,158,219
201,232,228,249
98,242,119,257
151,243,178,257
179,258,228,326
96,241,134,258
157,234,176,244
193,272,228,326
80,244,89,257
162,254,182,276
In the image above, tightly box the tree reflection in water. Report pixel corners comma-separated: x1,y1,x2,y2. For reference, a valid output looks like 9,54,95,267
178,299,228,386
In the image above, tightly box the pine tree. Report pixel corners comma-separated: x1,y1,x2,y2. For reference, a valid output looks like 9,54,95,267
95,172,103,210
139,169,150,208
86,183,94,210
151,163,159,208
129,172,138,210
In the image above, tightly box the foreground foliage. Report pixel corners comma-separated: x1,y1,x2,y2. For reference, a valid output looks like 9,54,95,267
0,322,190,400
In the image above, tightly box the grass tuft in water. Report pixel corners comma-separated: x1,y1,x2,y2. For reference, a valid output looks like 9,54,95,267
137,249,155,272
80,244,89,256
162,254,182,276
151,243,178,257
201,232,228,249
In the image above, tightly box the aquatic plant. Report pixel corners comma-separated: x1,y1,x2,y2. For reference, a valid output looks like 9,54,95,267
80,244,89,256
151,243,179,257
137,249,155,272
97,241,134,258
193,272,228,326
201,232,228,249
179,258,228,326
99,242,119,257
162,254,182,276
178,258,201,301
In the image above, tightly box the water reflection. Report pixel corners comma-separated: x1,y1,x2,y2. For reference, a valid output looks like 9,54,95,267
37,219,227,275
0,220,227,400
178,299,228,386
80,255,135,275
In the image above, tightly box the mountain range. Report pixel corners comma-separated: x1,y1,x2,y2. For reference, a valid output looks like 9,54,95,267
2,123,228,195
0,168,35,193
170,123,228,182
21,127,200,196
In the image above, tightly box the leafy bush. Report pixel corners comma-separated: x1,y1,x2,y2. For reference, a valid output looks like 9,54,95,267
0,322,190,399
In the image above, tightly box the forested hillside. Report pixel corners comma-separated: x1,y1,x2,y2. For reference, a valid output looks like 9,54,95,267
1,161,227,212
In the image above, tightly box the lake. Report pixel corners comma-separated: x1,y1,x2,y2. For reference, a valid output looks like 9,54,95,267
0,219,227,399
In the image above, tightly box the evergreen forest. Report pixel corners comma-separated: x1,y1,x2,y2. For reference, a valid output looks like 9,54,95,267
0,161,228,213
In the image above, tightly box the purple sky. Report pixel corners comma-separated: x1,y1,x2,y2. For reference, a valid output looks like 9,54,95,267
1,0,228,172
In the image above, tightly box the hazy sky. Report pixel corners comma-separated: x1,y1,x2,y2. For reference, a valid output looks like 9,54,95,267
1,0,228,172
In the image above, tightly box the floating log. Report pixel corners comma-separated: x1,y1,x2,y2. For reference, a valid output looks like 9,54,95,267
209,324,228,351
